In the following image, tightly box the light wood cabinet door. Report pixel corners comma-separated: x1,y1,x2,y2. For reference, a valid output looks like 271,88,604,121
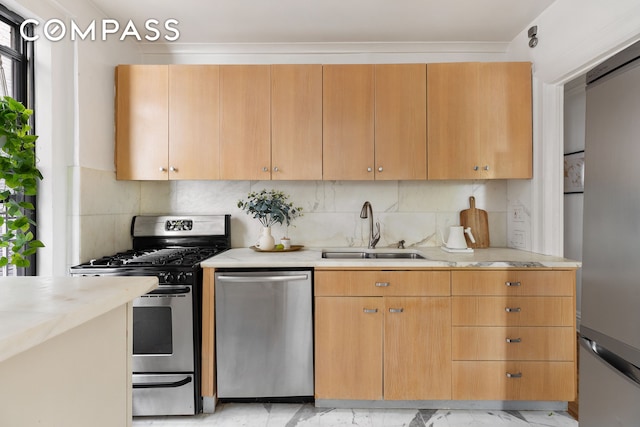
453,361,575,401
452,296,574,327
115,65,169,180
479,62,532,179
384,297,451,400
452,326,575,361
427,62,479,180
323,65,375,180
168,65,220,180
271,65,323,180
452,270,575,296
427,62,532,179
315,270,450,297
315,296,383,400
219,65,271,180
374,64,427,180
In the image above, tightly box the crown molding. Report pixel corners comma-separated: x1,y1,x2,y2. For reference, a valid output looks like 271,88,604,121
136,41,510,56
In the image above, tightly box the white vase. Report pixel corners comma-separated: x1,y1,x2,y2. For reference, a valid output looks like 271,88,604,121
257,226,275,250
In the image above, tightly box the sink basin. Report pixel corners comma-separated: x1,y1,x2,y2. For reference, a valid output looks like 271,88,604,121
321,251,425,260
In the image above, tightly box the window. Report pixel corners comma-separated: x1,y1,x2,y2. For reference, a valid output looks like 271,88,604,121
0,5,35,276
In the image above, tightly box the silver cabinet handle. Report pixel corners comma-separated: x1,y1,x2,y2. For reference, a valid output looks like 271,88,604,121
375,282,390,287
378,166,383,172
505,281,521,287
506,372,523,378
484,165,490,171
367,167,373,172
506,338,522,343
273,166,279,172
262,166,269,172
363,308,378,314
505,307,521,313
389,308,404,313
159,167,167,172
169,166,177,172
473,165,479,171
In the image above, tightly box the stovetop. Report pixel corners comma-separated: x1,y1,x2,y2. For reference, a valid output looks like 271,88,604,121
70,214,231,273
82,246,225,267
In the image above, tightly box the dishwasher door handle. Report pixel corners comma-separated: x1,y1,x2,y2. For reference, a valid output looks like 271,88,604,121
216,274,309,283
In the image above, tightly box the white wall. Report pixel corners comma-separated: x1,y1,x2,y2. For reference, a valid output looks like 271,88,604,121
505,0,640,257
9,0,143,274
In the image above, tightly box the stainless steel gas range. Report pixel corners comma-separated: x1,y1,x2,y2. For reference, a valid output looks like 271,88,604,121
70,214,231,416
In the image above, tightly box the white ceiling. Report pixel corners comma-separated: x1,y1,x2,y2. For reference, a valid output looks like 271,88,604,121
88,0,556,45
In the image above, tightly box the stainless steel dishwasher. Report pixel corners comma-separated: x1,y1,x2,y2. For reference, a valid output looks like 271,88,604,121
215,269,313,399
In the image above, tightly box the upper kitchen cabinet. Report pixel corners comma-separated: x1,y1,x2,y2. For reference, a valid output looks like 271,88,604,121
374,64,427,180
323,64,427,180
168,65,220,180
427,62,532,180
271,65,323,180
116,65,168,180
115,65,220,180
219,65,271,180
323,65,375,180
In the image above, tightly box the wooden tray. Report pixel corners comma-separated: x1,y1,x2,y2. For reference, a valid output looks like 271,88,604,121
249,245,304,253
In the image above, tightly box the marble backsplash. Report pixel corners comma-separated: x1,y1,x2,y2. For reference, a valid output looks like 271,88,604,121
139,179,508,250
71,167,509,263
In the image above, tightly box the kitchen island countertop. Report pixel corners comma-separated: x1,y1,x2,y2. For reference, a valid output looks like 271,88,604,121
201,247,581,269
0,276,157,363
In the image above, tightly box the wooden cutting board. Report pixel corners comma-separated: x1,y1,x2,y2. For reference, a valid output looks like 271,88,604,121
460,196,490,248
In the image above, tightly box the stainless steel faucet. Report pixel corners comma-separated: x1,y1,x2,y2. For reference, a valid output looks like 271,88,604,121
360,201,380,249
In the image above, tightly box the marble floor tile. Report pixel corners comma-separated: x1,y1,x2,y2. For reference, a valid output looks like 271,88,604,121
132,404,578,427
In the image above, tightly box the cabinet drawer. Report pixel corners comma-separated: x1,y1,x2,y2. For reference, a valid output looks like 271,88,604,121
452,326,574,361
452,270,574,296
315,271,450,297
452,296,574,326
453,361,575,401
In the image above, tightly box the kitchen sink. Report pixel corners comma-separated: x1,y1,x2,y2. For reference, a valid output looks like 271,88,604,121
321,250,426,260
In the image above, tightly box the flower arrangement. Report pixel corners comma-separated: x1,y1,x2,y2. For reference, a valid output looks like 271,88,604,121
237,189,303,228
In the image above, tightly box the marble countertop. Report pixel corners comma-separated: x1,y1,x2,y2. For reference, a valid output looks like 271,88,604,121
201,247,581,269
0,276,158,363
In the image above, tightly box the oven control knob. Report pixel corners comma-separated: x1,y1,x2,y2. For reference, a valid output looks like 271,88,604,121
165,273,176,284
177,272,187,283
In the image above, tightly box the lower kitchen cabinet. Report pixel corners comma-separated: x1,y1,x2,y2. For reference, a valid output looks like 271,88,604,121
452,361,575,401
314,270,451,401
383,296,451,400
451,269,577,402
315,296,384,400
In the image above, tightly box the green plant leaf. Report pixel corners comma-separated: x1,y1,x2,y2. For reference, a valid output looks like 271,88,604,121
0,96,43,268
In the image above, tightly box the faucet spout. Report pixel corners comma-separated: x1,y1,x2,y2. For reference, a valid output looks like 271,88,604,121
360,201,380,249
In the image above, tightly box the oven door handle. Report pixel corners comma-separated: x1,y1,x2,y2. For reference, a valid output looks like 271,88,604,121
148,286,191,295
132,376,192,389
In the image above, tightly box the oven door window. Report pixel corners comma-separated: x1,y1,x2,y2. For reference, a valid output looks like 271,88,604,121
133,306,173,355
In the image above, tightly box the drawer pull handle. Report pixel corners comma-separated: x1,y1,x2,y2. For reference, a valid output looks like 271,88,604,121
505,307,521,313
389,308,404,313
363,308,378,314
506,372,523,379
375,282,390,287
506,338,522,343
505,281,521,287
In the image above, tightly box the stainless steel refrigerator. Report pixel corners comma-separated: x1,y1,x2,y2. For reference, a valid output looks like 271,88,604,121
580,40,640,426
